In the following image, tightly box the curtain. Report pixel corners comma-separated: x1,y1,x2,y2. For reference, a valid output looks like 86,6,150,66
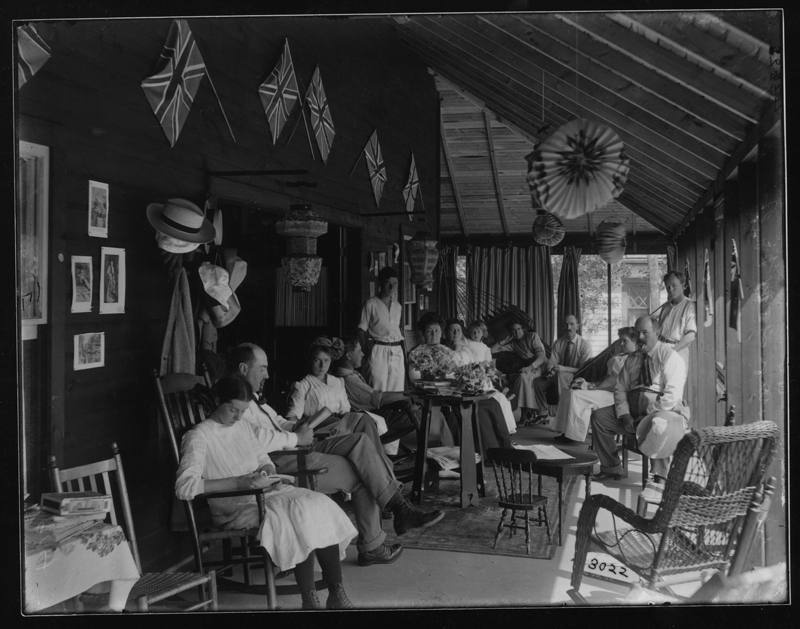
557,246,582,336
666,244,676,273
465,245,554,342
437,244,460,322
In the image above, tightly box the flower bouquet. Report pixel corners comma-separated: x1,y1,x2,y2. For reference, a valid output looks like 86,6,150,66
409,344,458,382
454,360,498,395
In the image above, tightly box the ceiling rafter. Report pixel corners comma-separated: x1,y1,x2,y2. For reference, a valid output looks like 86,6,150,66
406,18,718,193
440,113,470,237
484,110,510,237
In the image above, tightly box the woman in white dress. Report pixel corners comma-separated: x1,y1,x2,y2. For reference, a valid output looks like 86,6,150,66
445,319,517,436
175,375,357,609
287,338,390,444
551,327,638,444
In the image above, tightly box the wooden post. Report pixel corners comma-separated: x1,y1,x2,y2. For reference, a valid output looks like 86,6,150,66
757,128,786,567
607,263,612,347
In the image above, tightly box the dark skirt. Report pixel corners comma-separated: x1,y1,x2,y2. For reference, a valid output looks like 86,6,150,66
444,397,513,461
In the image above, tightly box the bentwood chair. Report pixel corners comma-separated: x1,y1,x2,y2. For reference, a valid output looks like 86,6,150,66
49,443,217,612
153,369,328,610
568,421,779,603
487,448,551,554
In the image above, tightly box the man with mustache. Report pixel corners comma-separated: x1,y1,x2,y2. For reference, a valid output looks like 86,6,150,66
227,343,444,567
589,315,689,483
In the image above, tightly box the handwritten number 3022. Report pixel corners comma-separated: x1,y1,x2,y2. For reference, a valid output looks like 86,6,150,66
588,557,628,578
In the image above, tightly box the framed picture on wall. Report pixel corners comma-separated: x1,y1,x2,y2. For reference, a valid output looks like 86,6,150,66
88,180,109,238
71,255,93,313
74,332,105,370
99,247,126,314
403,262,416,304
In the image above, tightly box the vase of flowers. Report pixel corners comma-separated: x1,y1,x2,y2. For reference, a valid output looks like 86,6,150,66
409,344,458,382
454,361,498,395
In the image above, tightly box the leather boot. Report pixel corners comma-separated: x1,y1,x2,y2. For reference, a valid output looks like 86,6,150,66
325,583,355,609
300,588,321,610
392,497,445,536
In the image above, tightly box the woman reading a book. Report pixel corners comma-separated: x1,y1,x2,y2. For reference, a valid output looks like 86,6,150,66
286,338,390,447
175,374,358,609
550,326,638,444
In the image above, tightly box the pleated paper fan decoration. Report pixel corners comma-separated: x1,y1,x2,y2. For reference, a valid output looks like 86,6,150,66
527,119,630,220
595,217,627,264
531,210,565,247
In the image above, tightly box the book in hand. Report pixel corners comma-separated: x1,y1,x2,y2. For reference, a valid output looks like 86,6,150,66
297,407,332,432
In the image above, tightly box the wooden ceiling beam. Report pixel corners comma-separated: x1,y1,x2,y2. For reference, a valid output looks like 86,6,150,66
611,12,771,100
405,19,718,194
560,13,766,122
615,194,676,236
440,113,470,238
484,111,510,237
475,15,738,160
676,103,780,236
514,13,756,136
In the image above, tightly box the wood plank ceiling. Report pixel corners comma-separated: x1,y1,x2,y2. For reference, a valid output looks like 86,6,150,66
388,11,780,239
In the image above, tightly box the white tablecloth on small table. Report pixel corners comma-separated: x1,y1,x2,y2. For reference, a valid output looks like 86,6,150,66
25,521,140,613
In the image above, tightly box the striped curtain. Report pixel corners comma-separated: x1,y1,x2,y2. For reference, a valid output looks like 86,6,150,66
557,246,582,334
437,245,460,321
274,266,328,326
466,245,554,343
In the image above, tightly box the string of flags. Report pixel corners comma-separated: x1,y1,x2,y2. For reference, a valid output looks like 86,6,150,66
20,23,421,217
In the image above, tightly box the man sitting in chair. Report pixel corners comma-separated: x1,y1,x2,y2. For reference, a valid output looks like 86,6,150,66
228,343,444,567
533,314,592,423
589,315,690,483
331,336,419,460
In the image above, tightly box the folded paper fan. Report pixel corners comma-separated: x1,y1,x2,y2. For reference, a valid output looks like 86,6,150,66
531,211,565,246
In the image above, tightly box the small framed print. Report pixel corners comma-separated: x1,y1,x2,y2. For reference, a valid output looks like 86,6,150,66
378,252,387,270
74,332,105,370
403,263,416,304
71,256,93,313
100,247,125,314
88,180,109,238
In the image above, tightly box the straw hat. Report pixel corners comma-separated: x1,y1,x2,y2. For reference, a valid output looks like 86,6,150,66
636,411,687,459
147,198,216,244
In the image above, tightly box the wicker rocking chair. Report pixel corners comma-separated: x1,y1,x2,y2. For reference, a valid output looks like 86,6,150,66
568,421,779,602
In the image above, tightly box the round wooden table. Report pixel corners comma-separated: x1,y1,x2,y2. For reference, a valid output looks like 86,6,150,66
406,390,491,508
529,447,599,546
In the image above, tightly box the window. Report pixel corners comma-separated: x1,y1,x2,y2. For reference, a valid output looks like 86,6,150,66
18,141,49,337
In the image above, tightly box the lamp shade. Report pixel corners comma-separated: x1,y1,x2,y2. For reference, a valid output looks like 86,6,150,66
595,218,627,264
408,235,439,289
276,204,328,290
526,119,630,220
532,211,565,246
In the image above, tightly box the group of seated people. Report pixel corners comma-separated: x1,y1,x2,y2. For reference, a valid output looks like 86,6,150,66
172,267,696,609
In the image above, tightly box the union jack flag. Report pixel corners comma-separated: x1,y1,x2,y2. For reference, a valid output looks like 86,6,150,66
306,66,335,162
259,40,300,144
403,152,419,219
364,130,386,207
703,248,713,328
683,259,692,297
141,19,206,147
729,238,743,343
17,24,51,88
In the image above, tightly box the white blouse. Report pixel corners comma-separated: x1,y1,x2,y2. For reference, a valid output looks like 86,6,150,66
287,374,351,420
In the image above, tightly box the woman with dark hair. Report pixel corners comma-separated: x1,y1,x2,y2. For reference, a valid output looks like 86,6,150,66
285,337,390,445
495,320,547,425
551,327,639,444
175,374,357,609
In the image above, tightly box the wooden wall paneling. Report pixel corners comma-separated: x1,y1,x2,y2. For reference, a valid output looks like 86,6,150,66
737,161,763,424
757,129,786,567
722,181,743,423
713,198,727,428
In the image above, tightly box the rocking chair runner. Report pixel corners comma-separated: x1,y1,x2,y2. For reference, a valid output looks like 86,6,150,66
49,443,217,612
153,369,329,610
568,421,779,602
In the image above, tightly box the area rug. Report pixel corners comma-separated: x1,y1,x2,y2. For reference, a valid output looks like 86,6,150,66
350,465,578,560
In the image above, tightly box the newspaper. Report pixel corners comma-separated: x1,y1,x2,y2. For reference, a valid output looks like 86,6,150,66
512,444,574,460
425,446,481,470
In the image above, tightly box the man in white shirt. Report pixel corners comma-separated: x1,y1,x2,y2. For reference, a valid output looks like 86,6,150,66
228,343,444,567
358,267,405,392
590,315,690,482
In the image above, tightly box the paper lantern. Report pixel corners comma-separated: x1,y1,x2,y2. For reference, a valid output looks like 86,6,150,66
408,234,439,289
526,119,630,220
531,211,565,246
595,218,627,264
275,204,328,291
